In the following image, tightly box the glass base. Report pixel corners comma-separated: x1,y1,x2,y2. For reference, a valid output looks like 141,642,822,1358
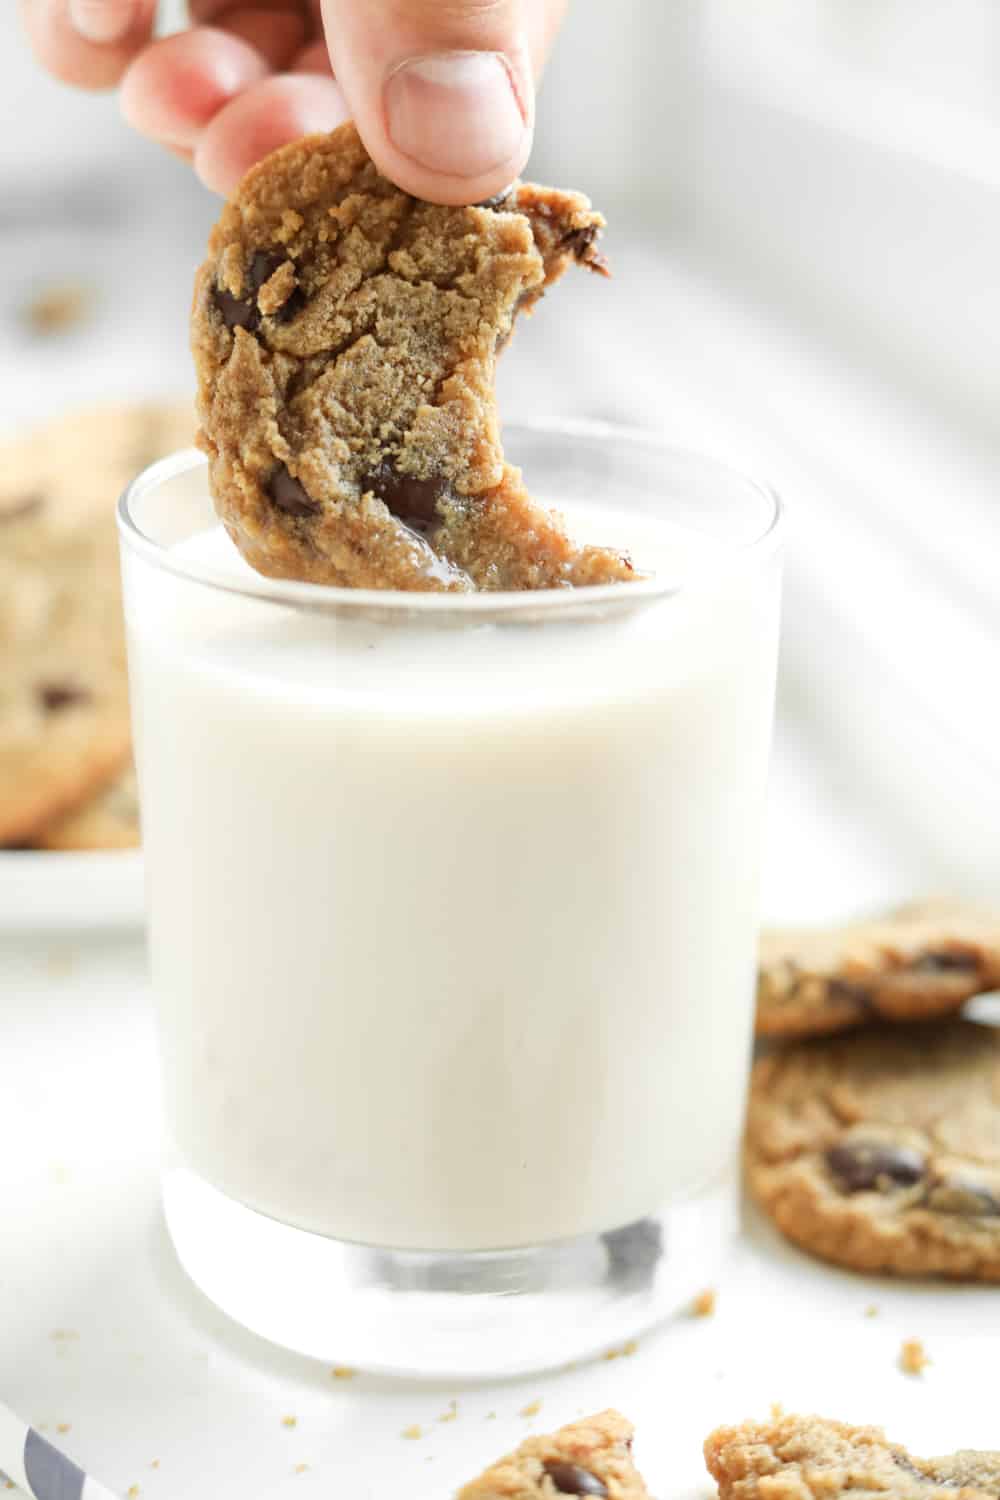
163,1166,738,1378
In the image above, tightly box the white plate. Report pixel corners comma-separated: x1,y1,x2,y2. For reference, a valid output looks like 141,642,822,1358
0,849,145,932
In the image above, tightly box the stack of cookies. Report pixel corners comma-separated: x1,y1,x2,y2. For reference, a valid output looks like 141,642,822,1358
0,400,193,852
748,902,1000,1280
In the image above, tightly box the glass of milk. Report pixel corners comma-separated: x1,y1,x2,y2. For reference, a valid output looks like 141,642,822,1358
118,423,782,1377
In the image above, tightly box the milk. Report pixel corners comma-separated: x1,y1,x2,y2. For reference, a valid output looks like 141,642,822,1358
123,504,780,1252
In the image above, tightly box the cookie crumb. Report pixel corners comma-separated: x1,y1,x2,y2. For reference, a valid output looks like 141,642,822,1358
23,283,93,336
485,1412,497,1421
293,1464,310,1475
56,1424,71,1434
692,1288,717,1317
127,1486,140,1498
520,1400,543,1419
603,1339,639,1360
865,1304,880,1318
150,1461,160,1470
900,1338,930,1376
437,1400,459,1423
770,1402,785,1420
401,1425,423,1441
281,1415,298,1428
330,1366,355,1380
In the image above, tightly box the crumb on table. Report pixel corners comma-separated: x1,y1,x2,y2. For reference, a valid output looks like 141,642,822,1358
438,1400,459,1423
864,1304,880,1318
281,1415,298,1428
692,1288,717,1317
293,1464,310,1475
520,1400,543,1418
900,1338,930,1376
401,1425,423,1440
331,1366,355,1380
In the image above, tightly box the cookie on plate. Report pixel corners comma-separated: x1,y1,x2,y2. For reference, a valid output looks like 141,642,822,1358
705,1413,1000,1499
192,122,636,592
757,903,1000,1038
746,1019,1000,1279
459,1411,647,1500
35,764,140,851
0,401,192,845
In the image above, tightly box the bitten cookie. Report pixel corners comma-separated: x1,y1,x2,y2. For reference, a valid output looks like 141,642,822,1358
458,1412,648,1500
757,903,1000,1038
746,1019,1000,1279
0,402,192,845
191,122,636,592
705,1413,1000,1499
35,764,140,851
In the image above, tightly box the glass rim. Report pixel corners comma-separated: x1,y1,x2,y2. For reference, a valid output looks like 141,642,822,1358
117,419,783,621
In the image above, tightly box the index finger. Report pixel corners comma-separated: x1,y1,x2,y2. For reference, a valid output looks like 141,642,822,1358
19,0,158,90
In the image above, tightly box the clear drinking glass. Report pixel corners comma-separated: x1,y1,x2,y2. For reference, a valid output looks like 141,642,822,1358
118,422,783,1378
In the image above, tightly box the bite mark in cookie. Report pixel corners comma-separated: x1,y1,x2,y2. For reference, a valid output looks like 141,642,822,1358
191,122,635,592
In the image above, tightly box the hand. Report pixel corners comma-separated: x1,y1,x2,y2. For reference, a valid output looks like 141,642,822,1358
19,0,569,201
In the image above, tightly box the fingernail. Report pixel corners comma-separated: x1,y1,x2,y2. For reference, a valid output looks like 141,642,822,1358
385,52,527,179
68,0,133,44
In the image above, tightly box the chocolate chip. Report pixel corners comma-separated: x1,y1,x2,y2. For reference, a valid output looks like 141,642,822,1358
827,978,875,1010
266,465,319,518
543,1464,608,1497
476,189,516,211
249,249,286,289
213,286,259,333
272,286,305,325
362,462,448,530
560,224,610,275
214,248,299,332
38,682,90,713
926,1177,1000,1217
912,949,979,974
0,491,44,522
826,1140,926,1194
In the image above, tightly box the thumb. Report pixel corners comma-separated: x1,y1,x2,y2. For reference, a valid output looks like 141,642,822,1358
320,0,534,204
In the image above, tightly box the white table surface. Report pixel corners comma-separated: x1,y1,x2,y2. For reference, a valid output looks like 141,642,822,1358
3,711,996,1500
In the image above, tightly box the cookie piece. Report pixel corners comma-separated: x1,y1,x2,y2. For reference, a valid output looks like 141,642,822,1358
746,1019,1000,1279
757,904,1000,1038
705,1413,1000,1499
192,122,636,592
35,764,140,851
458,1412,647,1500
0,402,192,845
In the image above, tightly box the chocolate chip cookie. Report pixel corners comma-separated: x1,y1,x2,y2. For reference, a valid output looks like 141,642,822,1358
705,1413,1000,1498
192,122,635,592
0,401,192,845
757,903,1000,1038
459,1412,648,1500
746,1019,1000,1279
36,764,140,851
